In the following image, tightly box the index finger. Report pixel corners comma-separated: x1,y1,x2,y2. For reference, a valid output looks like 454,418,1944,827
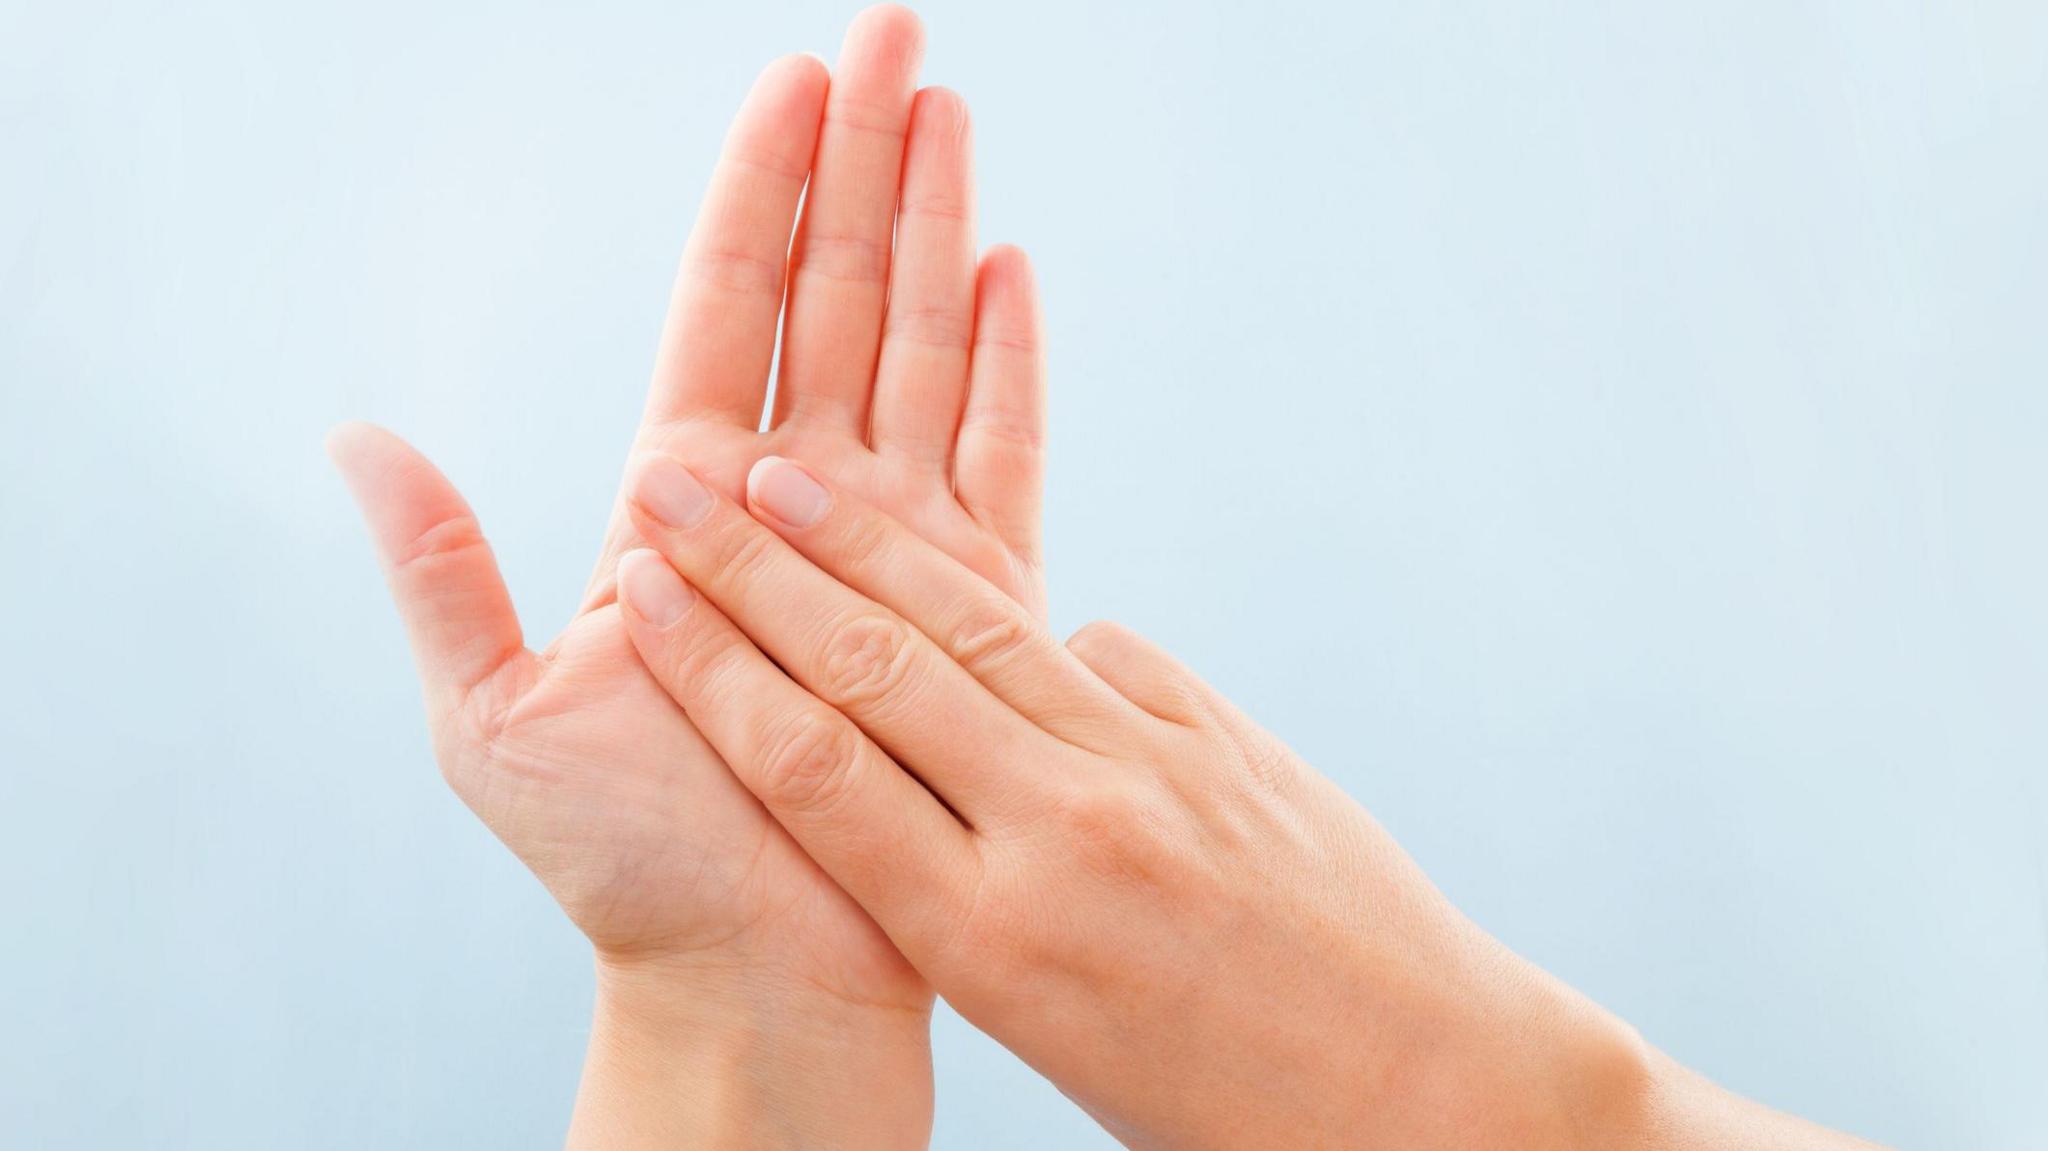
614,547,979,955
622,452,1054,825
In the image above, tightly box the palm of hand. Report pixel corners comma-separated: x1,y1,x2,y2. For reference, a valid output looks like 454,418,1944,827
333,16,1043,1012
473,421,1041,1007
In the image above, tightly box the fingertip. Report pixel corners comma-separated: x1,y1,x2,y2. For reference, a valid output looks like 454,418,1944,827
617,548,696,630
908,87,973,164
913,84,969,131
973,244,1045,354
627,453,717,531
744,53,830,131
977,243,1036,291
324,425,526,700
744,455,777,507
324,423,431,527
1066,618,1136,657
747,455,833,529
619,546,664,575
762,50,831,97
853,3,925,45
843,2,926,74
324,420,393,474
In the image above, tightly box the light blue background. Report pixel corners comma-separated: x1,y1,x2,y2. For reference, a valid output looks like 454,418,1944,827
4,1,2044,1146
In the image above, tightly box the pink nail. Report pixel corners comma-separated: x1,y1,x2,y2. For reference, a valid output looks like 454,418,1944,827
635,456,715,529
747,457,831,528
618,549,694,627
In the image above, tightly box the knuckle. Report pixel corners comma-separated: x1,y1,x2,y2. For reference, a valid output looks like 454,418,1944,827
816,612,917,710
755,709,861,815
676,630,754,713
724,140,812,183
705,526,779,593
901,193,972,225
682,243,786,299
883,303,975,350
970,321,1040,357
1065,620,1213,727
823,98,909,142
791,231,892,286
1234,733,1299,793
948,598,1037,671
1055,781,1140,838
1052,781,1168,889
956,412,1044,453
836,512,896,575
390,513,490,575
912,86,970,148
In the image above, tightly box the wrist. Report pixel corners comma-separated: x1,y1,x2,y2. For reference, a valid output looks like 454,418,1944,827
568,951,934,1151
1436,956,1660,1151
1548,1002,1659,1151
1557,1008,1888,1151
1610,1045,1887,1151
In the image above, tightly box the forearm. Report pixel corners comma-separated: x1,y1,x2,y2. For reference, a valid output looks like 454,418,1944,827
1618,1049,1885,1151
1358,907,1886,1151
1528,985,1883,1151
566,958,933,1151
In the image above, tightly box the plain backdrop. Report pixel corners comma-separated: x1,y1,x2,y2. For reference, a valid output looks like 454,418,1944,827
4,1,2045,1146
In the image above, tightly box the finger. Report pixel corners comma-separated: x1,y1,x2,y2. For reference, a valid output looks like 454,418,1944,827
623,452,1052,821
1064,620,1210,728
643,54,830,427
771,3,925,434
868,86,976,466
745,456,1140,746
326,422,532,718
614,548,976,953
954,244,1047,563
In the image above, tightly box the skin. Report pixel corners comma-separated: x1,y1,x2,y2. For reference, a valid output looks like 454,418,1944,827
328,7,1043,1146
606,455,1891,1151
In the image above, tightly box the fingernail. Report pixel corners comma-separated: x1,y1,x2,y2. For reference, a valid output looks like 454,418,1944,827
635,455,715,529
747,456,831,528
619,549,694,627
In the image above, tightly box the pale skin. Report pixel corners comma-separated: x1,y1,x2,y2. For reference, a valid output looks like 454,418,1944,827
330,7,1035,1146
606,456,1889,1150
337,5,1887,1148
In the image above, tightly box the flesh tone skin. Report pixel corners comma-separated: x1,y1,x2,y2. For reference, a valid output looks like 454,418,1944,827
609,454,1888,1150
331,7,1037,1146
338,5,1886,1148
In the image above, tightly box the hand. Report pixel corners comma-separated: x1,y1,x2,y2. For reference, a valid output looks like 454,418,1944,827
329,6,1045,1145
607,457,1888,1151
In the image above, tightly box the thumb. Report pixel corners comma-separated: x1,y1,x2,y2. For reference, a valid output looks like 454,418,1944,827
327,422,529,722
